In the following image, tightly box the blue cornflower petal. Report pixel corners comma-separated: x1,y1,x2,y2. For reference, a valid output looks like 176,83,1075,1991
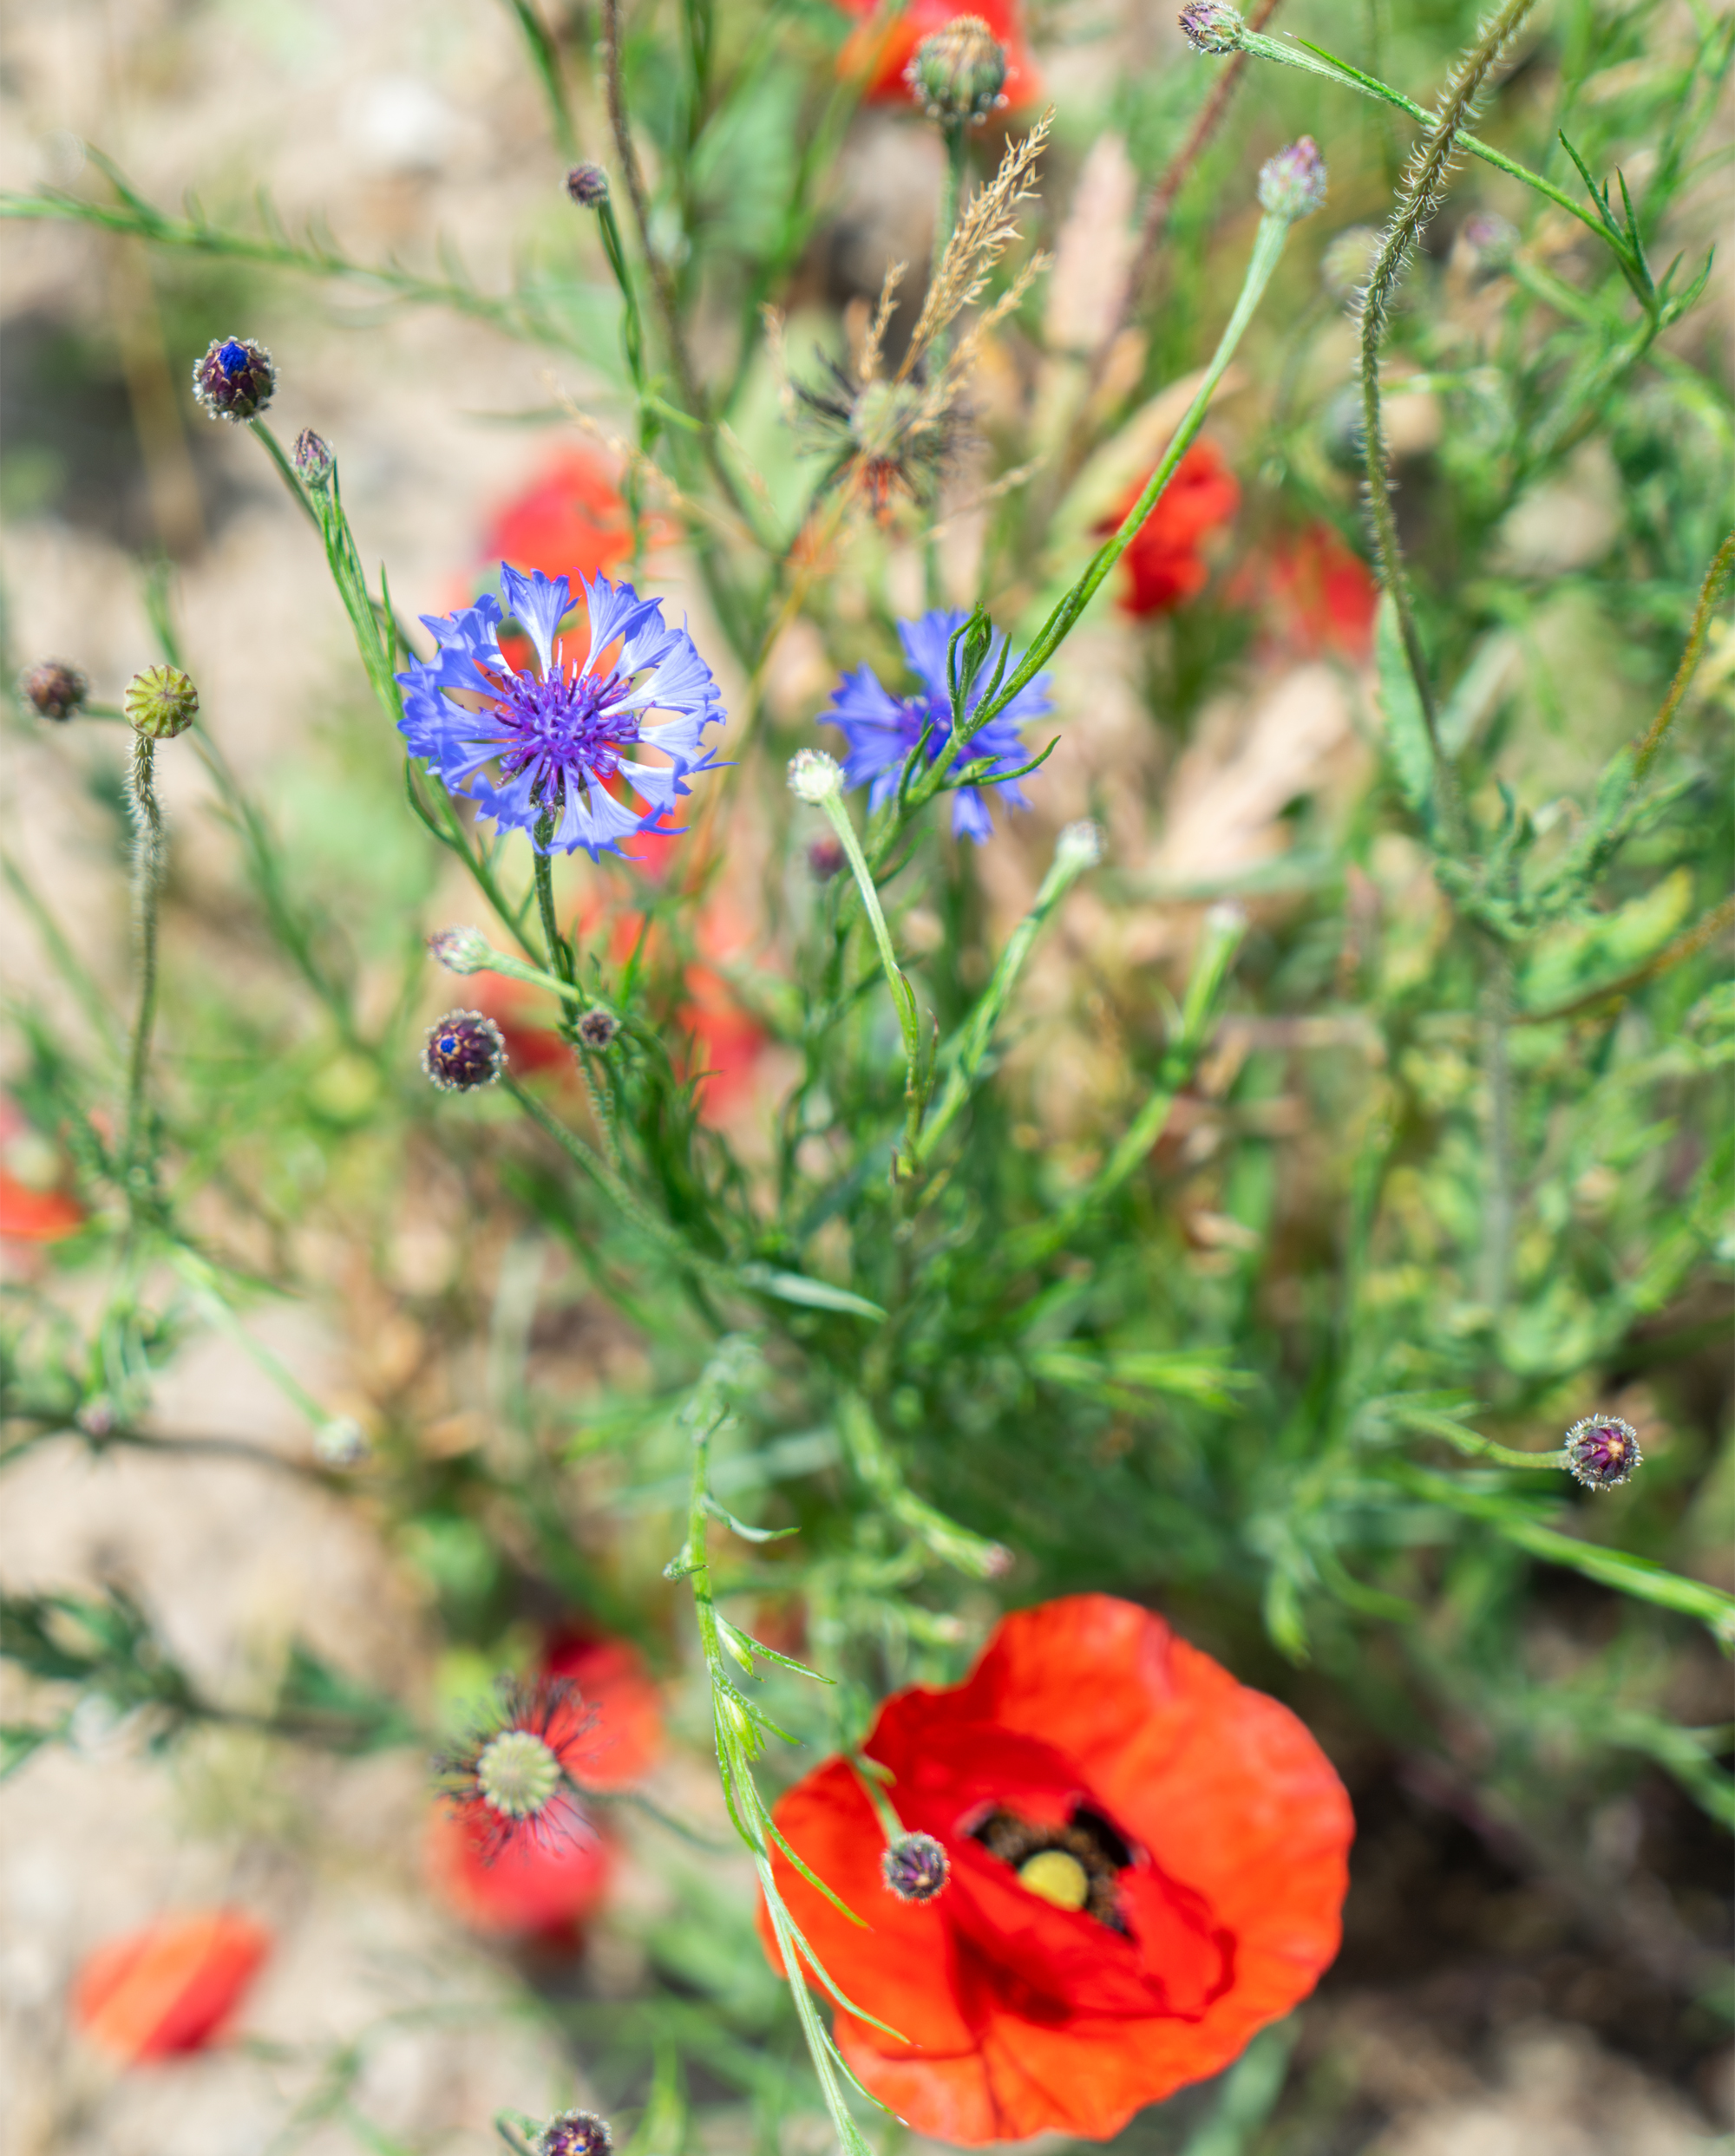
395,565,724,860
820,609,1051,846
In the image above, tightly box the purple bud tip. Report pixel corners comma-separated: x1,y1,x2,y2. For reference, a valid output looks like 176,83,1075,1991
422,1009,506,1093
1258,136,1328,222
17,660,89,721
539,2113,612,2156
881,1831,950,1904
566,164,610,208
1178,1,1246,55
806,836,847,882
577,1008,619,1049
1564,1414,1642,1492
293,427,334,486
191,334,275,422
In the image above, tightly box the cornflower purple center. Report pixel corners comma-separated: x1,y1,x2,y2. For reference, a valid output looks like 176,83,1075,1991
488,663,641,806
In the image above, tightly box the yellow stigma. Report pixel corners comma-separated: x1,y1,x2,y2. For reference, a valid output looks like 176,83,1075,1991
1017,1850,1090,1911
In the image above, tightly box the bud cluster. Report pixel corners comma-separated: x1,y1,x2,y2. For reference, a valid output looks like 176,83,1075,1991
565,164,611,208
18,660,88,722
1564,1414,1642,1492
540,2114,612,2156
422,1009,506,1093
1178,1,1246,54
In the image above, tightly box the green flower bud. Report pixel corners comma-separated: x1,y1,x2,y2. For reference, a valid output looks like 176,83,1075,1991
122,664,199,740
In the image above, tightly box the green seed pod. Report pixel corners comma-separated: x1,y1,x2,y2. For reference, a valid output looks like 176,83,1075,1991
122,664,200,740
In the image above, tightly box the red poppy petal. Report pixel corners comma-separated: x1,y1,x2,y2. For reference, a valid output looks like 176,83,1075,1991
0,1171,83,1244
760,1760,978,2055
541,1632,665,1789
426,1802,612,1935
72,1910,271,2061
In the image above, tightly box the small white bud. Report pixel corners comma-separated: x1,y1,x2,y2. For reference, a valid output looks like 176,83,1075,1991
1056,820,1104,870
787,748,843,805
427,924,493,975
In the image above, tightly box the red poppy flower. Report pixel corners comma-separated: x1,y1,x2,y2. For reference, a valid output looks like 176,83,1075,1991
1263,524,1378,663
485,446,638,585
71,1909,272,2061
426,1800,613,1937
0,1170,83,1244
836,1,1043,110
470,975,573,1079
1103,441,1241,618
759,1595,1352,2144
541,1629,665,1791
678,964,767,1120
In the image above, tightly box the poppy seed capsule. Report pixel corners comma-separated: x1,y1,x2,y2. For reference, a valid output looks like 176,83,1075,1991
881,1831,949,1904
191,335,275,422
907,16,1008,125
422,1009,506,1092
577,1009,619,1050
18,660,88,721
1179,1,1246,54
565,164,610,208
1564,1414,1642,1491
123,664,200,740
540,2113,612,2156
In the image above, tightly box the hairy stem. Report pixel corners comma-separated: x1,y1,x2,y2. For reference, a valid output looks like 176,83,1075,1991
122,735,165,1197
1634,531,1735,781
1359,0,1535,840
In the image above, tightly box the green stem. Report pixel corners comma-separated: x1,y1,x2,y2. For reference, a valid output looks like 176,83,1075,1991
1234,28,1619,252
814,789,924,1158
974,212,1292,729
532,819,574,987
121,734,164,1196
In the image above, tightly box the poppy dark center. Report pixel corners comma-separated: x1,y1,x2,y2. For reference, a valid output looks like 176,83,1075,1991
972,1804,1132,1931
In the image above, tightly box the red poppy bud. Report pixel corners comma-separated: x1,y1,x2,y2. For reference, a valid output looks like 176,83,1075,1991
71,1910,272,2062
758,1595,1352,2145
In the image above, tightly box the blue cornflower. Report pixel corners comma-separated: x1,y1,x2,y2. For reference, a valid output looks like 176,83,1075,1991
822,610,1051,843
396,565,724,858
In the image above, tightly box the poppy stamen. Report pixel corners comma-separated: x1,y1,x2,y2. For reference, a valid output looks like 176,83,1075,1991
1017,1850,1090,1911
972,1805,1131,1928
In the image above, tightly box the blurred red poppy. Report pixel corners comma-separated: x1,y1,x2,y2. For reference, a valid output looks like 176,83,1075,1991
759,1594,1352,2144
836,1,1043,109
485,446,637,585
678,964,767,1120
1263,524,1379,663
470,975,572,1079
427,1800,612,1937
72,1910,271,2061
0,1170,83,1244
541,1629,665,1790
1103,441,1241,617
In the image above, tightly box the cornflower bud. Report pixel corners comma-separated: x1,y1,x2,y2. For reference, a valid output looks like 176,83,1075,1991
540,2113,612,2156
17,660,88,722
787,748,844,805
907,16,1009,126
565,164,610,208
123,664,199,740
293,428,334,487
422,1009,506,1092
1055,820,1104,870
427,924,493,975
807,836,847,881
577,1009,619,1050
1258,138,1328,223
191,335,275,422
314,1416,370,1468
1564,1414,1642,1492
881,1831,950,1904
1178,1,1246,54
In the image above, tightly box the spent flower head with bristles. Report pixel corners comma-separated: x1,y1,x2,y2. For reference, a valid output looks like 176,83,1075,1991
1258,138,1328,222
907,16,1009,125
293,428,334,487
1178,1,1246,54
18,660,88,722
540,2114,612,2156
422,1009,506,1093
882,1831,950,1903
396,566,724,859
566,164,610,208
435,1676,599,1862
1564,1414,1642,1492
191,335,275,422
123,664,199,740
427,924,494,976
822,610,1052,843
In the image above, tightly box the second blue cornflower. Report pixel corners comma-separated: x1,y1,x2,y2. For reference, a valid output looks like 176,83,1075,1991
822,609,1051,843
